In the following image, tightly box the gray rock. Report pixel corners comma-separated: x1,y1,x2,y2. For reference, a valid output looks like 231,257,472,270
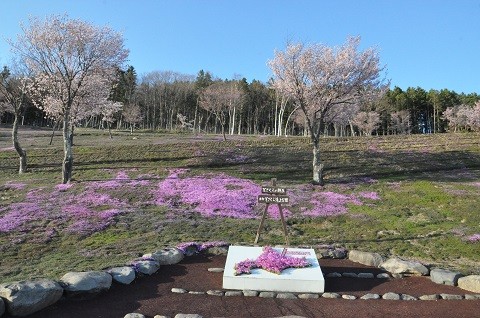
276,292,297,299
348,250,384,267
188,291,206,295
331,248,347,259
342,272,358,278
171,288,188,294
242,290,258,297
124,314,146,318
298,293,319,299
440,294,463,300
401,294,417,301
326,272,342,278
207,268,224,273
341,294,356,300
60,271,112,297
109,266,136,285
458,275,480,293
360,293,380,300
132,260,160,275
419,294,440,300
316,246,347,259
259,291,276,298
430,268,462,286
174,314,203,318
382,292,400,300
206,290,224,296
144,248,184,265
154,315,169,318
0,298,4,317
380,258,429,276
203,246,229,256
465,294,480,300
358,273,375,279
322,292,340,299
376,273,390,279
0,279,63,316
225,291,243,297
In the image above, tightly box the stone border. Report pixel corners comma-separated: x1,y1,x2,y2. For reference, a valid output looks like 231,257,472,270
171,285,480,301
1,243,479,318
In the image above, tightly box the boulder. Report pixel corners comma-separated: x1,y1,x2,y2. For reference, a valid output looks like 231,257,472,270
124,314,146,318
60,271,112,298
109,266,136,285
143,248,184,265
0,298,4,317
430,268,462,286
132,260,160,275
348,250,383,267
380,258,429,276
0,279,63,316
174,314,203,318
203,246,229,256
457,275,480,293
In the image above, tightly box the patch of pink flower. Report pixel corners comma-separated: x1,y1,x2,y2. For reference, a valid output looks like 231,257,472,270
234,246,311,275
155,170,261,219
302,192,363,217
358,192,381,200
3,181,27,190
467,234,480,243
0,173,131,235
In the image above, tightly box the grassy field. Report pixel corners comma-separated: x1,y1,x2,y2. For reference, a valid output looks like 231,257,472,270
0,127,479,283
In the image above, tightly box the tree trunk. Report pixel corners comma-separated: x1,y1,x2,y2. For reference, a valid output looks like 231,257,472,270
108,123,113,139
312,140,324,185
62,118,74,184
12,114,27,173
221,124,227,141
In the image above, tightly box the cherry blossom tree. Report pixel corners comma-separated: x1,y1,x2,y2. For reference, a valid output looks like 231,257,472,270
10,15,128,183
199,81,243,141
442,105,472,132
122,103,142,134
268,37,387,184
390,110,412,134
467,101,480,131
351,111,381,136
0,65,29,173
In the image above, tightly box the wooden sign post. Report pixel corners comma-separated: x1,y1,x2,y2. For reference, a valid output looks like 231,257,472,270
255,178,290,248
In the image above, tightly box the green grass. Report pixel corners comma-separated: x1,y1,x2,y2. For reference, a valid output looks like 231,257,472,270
1,127,480,282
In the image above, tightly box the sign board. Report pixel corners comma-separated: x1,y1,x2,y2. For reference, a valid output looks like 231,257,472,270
257,195,289,204
261,187,287,195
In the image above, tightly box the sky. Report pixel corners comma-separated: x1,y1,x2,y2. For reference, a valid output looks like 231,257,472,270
0,0,479,93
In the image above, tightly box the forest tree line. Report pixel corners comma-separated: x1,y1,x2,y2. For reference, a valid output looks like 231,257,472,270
2,65,479,137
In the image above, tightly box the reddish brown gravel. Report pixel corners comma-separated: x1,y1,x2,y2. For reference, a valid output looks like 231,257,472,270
14,255,480,318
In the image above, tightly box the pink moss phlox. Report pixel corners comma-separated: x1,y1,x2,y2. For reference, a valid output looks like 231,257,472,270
0,202,44,232
467,234,480,243
155,171,261,219
0,176,129,235
55,183,73,192
234,246,311,275
116,171,130,180
4,181,27,190
358,191,380,200
302,192,362,217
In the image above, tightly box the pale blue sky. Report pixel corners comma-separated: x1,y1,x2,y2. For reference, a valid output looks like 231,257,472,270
1,0,479,93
